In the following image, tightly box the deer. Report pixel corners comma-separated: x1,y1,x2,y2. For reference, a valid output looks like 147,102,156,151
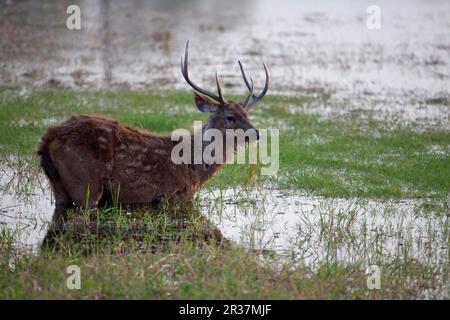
38,41,269,244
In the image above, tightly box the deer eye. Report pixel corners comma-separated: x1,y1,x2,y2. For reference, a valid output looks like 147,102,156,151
226,116,235,122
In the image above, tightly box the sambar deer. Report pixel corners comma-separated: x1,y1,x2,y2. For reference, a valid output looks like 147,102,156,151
38,41,269,243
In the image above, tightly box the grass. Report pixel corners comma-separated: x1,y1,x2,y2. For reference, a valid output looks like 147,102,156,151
0,207,445,299
0,247,441,299
0,86,449,198
0,86,449,299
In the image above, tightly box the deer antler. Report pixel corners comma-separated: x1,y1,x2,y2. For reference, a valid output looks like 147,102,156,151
181,41,269,108
241,76,254,108
238,60,269,109
181,41,228,104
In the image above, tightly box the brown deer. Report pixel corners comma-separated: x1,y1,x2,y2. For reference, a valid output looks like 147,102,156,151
38,41,269,243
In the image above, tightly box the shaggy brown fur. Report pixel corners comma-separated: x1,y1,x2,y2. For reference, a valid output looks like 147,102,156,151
38,97,260,243
39,42,269,244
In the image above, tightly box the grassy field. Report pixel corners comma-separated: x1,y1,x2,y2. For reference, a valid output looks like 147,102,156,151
0,86,449,299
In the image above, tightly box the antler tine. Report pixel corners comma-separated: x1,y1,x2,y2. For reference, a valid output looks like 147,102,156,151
258,62,270,100
242,76,254,108
238,60,252,92
239,60,254,107
238,60,270,109
181,41,222,103
215,71,227,104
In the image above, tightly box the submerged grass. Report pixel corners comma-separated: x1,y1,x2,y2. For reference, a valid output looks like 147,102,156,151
1,207,446,300
0,86,448,299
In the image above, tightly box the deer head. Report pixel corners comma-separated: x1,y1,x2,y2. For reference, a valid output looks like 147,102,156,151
181,41,269,141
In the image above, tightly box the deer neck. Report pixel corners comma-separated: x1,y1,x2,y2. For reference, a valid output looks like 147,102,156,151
188,126,232,186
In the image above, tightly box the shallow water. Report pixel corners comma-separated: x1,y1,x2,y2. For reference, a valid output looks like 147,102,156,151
1,166,448,276
0,167,52,250
201,188,449,268
1,0,449,127
1,1,449,298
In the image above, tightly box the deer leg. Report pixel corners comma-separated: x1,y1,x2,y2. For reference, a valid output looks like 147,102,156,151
42,181,74,247
51,199,73,232
53,187,73,229
152,191,166,211
70,183,104,220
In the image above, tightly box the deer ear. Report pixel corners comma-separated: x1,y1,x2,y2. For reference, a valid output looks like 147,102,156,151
194,92,218,112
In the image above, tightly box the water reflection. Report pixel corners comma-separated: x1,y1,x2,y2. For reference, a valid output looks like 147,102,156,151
1,167,448,272
201,188,449,268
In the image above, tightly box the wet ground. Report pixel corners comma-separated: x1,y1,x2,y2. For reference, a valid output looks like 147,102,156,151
0,0,449,297
1,0,449,127
1,167,448,275
203,188,448,267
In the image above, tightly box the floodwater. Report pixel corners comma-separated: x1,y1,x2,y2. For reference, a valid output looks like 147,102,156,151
1,0,450,127
1,167,448,275
0,0,449,297
202,188,448,267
